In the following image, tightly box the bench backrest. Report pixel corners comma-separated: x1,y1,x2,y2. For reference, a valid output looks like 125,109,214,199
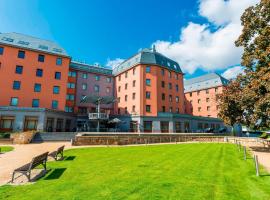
57,145,65,154
29,152,49,170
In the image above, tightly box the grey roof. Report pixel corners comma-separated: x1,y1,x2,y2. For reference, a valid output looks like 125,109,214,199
184,73,229,93
113,48,182,75
0,32,68,57
70,61,113,76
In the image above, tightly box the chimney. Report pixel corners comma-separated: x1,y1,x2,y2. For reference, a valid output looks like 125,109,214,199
152,44,156,52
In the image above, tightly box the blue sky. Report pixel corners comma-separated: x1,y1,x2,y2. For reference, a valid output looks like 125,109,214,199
0,0,257,79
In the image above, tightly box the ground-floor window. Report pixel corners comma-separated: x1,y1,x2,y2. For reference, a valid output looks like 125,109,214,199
160,121,169,133
175,122,182,133
184,122,190,132
24,116,38,131
65,119,71,131
46,118,54,132
56,119,64,132
204,123,209,129
130,121,138,132
0,116,14,131
144,121,152,133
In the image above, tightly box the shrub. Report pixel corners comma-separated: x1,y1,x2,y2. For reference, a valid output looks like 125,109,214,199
259,132,269,139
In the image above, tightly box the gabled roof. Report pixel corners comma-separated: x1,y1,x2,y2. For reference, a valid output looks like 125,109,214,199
0,32,68,57
70,61,113,76
184,73,229,93
112,48,182,75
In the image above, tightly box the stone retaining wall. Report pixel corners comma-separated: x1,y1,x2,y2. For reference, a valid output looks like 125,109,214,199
73,134,226,146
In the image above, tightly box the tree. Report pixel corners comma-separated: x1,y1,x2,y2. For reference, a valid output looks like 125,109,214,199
218,0,270,129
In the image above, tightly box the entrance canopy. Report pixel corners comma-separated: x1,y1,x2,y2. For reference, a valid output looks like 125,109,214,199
80,95,116,105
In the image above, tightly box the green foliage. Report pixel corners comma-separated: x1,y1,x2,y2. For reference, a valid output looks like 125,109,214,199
0,146,14,153
259,132,269,139
1,144,270,200
0,132,10,139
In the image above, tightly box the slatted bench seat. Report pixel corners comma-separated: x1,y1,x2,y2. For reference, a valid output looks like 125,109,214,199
12,152,49,182
48,145,64,161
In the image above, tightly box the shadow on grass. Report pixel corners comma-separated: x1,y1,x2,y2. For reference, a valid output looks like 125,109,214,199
64,156,76,161
44,168,66,180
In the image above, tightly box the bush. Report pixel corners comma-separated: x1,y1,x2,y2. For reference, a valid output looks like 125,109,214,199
0,132,11,138
259,132,269,139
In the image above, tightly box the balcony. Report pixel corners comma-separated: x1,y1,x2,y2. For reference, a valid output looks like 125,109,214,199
88,113,109,120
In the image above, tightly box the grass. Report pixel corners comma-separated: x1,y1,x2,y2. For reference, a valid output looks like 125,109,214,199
0,146,14,153
1,143,270,200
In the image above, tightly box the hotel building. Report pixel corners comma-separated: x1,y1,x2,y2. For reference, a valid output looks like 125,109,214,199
0,32,225,133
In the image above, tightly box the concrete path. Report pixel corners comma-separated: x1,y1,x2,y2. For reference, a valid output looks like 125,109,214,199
0,141,269,186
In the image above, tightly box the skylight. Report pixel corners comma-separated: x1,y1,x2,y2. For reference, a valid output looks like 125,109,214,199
2,37,14,42
18,41,29,45
52,48,62,53
39,45,49,50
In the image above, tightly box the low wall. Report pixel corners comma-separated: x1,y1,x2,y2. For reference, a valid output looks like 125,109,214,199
0,138,14,144
73,133,226,146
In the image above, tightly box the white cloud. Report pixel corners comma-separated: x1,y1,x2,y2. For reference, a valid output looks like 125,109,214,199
106,58,124,69
222,65,245,79
153,0,258,74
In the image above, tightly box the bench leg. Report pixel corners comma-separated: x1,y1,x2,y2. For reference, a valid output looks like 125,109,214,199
11,172,16,183
27,171,31,181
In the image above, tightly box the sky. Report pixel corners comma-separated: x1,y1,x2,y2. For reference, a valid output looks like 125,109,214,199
0,0,259,79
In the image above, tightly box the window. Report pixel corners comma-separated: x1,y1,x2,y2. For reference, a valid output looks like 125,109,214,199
67,83,75,89
176,96,179,103
51,100,58,109
118,75,121,81
125,83,128,90
206,98,210,102
36,69,43,77
132,105,136,112
176,108,179,113
162,93,165,100
82,83,87,90
161,81,165,88
176,84,179,92
106,77,111,83
215,87,218,93
81,95,86,100
132,93,136,100
0,47,4,55
133,68,136,75
146,66,151,73
117,97,120,103
18,50,25,59
68,71,76,77
125,72,128,78
95,75,100,81
197,91,200,95
38,54,45,62
15,65,23,74
175,74,178,80
66,94,75,100
118,86,121,92
216,105,219,110
34,83,41,92
125,107,128,114
169,107,173,112
56,58,62,65
146,79,151,86
10,97,18,106
106,87,110,93
198,99,201,104
65,107,73,113
189,92,192,97
118,108,121,114
207,106,210,111
146,91,151,99
13,81,21,90
94,85,99,92
169,95,172,102
82,73,88,79
146,105,151,112
168,71,171,78
125,95,128,101
32,99,39,108
206,89,209,94
169,83,172,89
161,69,165,76
162,106,166,112
133,80,136,87
55,72,61,80
53,86,60,94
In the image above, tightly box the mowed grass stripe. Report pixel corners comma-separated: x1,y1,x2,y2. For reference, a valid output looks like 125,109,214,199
1,143,270,200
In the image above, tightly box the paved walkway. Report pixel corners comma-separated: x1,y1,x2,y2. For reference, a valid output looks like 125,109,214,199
0,141,269,185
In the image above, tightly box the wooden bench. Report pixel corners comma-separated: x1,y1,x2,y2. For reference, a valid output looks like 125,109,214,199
48,145,64,161
262,139,270,150
12,152,49,182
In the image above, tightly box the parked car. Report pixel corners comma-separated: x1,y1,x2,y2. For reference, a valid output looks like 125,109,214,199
205,128,214,133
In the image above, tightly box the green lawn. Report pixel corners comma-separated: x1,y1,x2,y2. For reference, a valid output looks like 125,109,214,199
1,143,270,200
0,146,14,153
